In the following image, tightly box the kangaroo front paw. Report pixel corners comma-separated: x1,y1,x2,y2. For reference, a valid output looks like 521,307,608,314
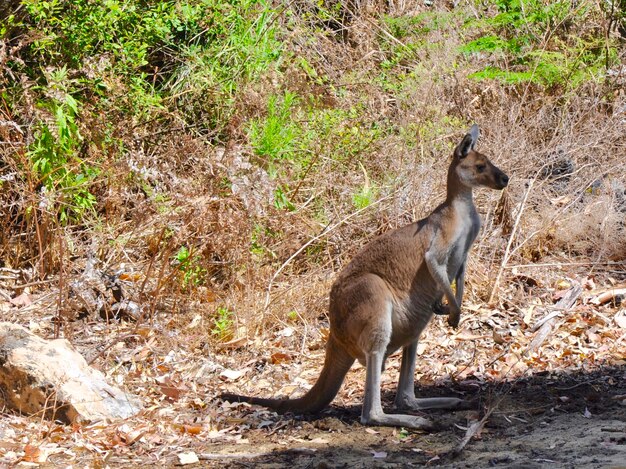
447,310,460,328
433,301,450,315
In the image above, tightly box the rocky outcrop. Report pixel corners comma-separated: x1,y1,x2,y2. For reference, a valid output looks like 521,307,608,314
0,322,142,423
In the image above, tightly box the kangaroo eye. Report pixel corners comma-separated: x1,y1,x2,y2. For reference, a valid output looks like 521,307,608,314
476,164,486,172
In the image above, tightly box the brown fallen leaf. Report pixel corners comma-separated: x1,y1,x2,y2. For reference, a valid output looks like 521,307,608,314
158,378,186,401
21,444,43,463
493,329,506,345
220,336,249,350
135,326,153,338
271,352,291,364
173,424,203,435
116,424,145,446
118,272,144,282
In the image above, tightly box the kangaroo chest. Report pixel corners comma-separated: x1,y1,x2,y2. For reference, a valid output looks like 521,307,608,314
445,203,481,279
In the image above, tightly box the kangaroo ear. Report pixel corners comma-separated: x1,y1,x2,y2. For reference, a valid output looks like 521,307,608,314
454,124,480,159
468,124,480,144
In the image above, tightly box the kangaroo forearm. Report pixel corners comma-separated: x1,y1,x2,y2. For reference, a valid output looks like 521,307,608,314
425,256,459,311
438,280,459,310
455,268,465,306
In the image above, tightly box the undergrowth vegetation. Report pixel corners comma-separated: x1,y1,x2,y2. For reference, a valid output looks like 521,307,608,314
1,0,625,345
462,0,616,88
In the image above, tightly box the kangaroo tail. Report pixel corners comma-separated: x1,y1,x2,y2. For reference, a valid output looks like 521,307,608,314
220,335,355,414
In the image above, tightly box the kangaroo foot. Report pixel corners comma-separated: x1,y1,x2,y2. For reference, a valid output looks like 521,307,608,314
361,411,437,431
394,396,468,411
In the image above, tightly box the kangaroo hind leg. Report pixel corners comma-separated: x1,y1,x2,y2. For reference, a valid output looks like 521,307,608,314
356,297,435,430
361,346,435,429
394,340,465,411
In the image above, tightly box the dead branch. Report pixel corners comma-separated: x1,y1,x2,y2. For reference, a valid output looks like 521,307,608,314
451,409,493,457
489,179,534,304
590,288,626,306
528,284,583,353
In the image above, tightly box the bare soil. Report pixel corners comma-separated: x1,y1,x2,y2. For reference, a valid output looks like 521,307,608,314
187,367,626,469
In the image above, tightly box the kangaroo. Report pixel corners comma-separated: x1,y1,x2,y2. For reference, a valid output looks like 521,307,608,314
221,125,509,429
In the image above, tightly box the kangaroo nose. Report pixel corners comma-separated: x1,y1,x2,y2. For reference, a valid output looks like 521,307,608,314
500,174,510,187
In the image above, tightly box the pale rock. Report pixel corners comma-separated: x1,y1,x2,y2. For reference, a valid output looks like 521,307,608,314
0,322,142,423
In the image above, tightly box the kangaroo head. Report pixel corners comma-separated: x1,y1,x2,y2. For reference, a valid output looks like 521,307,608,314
452,125,509,190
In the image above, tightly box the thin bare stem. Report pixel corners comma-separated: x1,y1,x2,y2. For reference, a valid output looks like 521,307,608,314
488,178,534,304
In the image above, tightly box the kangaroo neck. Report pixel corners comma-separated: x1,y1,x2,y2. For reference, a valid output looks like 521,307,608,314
445,169,474,206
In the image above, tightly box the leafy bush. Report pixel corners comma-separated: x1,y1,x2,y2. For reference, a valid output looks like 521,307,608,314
2,0,284,226
212,306,234,342
174,245,206,289
161,0,282,132
461,0,617,89
28,69,97,223
248,92,299,174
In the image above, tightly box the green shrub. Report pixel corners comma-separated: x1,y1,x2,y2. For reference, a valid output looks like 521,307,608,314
15,0,283,136
28,69,97,223
461,0,617,90
212,306,234,342
174,245,207,288
248,92,299,173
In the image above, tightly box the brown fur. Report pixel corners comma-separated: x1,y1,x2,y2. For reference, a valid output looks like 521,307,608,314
221,125,509,429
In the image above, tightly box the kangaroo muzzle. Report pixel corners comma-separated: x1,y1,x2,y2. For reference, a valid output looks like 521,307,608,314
493,166,509,190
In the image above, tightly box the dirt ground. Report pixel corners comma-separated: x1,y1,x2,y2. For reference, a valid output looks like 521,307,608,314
169,366,626,469
3,278,626,468
2,323,626,469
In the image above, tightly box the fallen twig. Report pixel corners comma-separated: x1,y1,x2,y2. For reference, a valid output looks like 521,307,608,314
531,310,562,331
590,288,626,306
199,452,272,460
451,409,493,457
528,284,583,352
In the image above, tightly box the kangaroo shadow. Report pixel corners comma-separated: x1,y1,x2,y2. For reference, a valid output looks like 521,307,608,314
313,363,626,429
218,365,626,468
